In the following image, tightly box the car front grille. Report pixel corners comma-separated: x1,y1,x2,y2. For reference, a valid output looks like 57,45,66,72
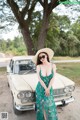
53,88,65,96
21,89,66,103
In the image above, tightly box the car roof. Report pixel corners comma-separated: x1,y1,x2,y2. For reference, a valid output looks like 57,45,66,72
11,55,34,61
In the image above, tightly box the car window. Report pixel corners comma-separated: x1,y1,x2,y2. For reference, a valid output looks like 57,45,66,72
15,60,36,74
19,64,32,71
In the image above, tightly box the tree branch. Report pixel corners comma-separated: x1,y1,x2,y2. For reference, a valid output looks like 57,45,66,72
48,0,59,16
49,0,58,10
44,0,48,8
7,0,23,25
52,0,59,9
26,0,37,24
38,0,44,7
7,0,19,16
21,5,28,18
21,0,30,18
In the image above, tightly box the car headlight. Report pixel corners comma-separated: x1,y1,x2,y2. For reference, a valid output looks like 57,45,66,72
25,91,32,97
17,91,32,99
64,86,75,93
64,86,70,93
17,92,25,99
69,85,75,92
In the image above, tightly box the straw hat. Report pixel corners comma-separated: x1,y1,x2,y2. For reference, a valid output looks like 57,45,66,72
32,48,54,64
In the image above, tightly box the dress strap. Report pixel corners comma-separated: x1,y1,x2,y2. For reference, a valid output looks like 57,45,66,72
39,65,41,76
39,65,41,71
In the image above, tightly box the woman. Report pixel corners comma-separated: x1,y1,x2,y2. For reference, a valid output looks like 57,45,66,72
32,48,58,120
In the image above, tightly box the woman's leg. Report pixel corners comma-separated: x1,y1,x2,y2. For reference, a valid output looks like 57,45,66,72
43,110,47,120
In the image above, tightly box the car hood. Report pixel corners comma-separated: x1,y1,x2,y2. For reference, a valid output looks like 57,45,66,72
11,73,37,91
11,72,75,91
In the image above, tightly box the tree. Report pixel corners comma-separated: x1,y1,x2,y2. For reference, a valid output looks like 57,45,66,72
0,12,80,56
5,0,61,55
71,17,80,41
1,0,80,55
67,33,80,56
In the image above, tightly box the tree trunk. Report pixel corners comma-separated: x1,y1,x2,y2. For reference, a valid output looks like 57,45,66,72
7,0,35,55
37,12,49,50
7,0,59,54
21,26,35,55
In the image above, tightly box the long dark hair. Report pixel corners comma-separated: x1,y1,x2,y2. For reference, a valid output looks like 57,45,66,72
36,52,50,65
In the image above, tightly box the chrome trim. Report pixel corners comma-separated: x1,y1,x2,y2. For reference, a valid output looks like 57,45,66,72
54,92,72,98
15,104,35,111
54,93,67,97
53,86,75,96
55,96,75,106
15,96,75,111
65,96,75,104
54,88,64,95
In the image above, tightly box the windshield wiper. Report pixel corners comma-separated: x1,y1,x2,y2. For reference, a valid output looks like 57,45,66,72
23,68,36,75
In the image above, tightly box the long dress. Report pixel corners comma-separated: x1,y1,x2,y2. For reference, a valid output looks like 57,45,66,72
35,66,58,120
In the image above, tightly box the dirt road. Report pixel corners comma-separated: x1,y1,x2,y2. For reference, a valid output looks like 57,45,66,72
0,72,80,120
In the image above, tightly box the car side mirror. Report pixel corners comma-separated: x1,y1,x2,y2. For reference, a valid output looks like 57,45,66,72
7,66,13,73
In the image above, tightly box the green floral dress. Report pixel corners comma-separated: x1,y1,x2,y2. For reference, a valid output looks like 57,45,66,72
35,67,58,120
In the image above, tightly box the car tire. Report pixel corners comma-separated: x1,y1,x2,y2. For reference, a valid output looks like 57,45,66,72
12,96,23,115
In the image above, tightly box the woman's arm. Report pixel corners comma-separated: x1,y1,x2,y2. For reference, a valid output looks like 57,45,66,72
48,64,57,89
36,65,47,90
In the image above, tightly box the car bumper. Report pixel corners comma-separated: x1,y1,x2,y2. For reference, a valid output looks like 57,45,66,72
55,96,75,106
15,96,75,111
15,104,35,111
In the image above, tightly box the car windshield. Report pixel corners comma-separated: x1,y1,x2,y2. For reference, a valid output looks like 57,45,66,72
15,59,36,74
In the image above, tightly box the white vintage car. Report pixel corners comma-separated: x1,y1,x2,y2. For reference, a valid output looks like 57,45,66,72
7,56,75,115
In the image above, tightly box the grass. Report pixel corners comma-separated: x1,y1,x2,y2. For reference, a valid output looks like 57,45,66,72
0,67,6,74
53,56,80,60
56,63,80,86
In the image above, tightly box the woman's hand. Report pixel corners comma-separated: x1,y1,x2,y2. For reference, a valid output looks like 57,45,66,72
45,88,50,96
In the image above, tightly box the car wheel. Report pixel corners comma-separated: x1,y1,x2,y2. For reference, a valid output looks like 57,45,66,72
12,96,23,115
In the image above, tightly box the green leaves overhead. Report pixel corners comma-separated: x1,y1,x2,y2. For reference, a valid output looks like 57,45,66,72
29,11,80,56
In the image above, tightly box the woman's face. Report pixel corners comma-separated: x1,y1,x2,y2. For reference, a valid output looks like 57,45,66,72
38,53,48,63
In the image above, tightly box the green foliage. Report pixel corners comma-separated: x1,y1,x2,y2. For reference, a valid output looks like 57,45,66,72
30,11,42,50
0,40,7,51
0,12,80,56
0,37,27,56
67,33,80,56
71,17,80,40
45,13,80,56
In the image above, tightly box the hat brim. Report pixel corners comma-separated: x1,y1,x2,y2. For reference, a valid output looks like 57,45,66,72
32,48,54,65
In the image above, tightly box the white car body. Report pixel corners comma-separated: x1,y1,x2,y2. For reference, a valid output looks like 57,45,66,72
7,56,75,115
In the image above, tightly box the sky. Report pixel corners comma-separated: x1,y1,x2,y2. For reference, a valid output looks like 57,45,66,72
54,4,80,23
0,3,80,40
0,24,19,40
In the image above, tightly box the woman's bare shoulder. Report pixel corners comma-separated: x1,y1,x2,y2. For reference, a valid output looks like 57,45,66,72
52,63,56,67
52,63,57,71
36,65,41,70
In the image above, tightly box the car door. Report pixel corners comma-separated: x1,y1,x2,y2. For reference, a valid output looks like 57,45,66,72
7,59,14,91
